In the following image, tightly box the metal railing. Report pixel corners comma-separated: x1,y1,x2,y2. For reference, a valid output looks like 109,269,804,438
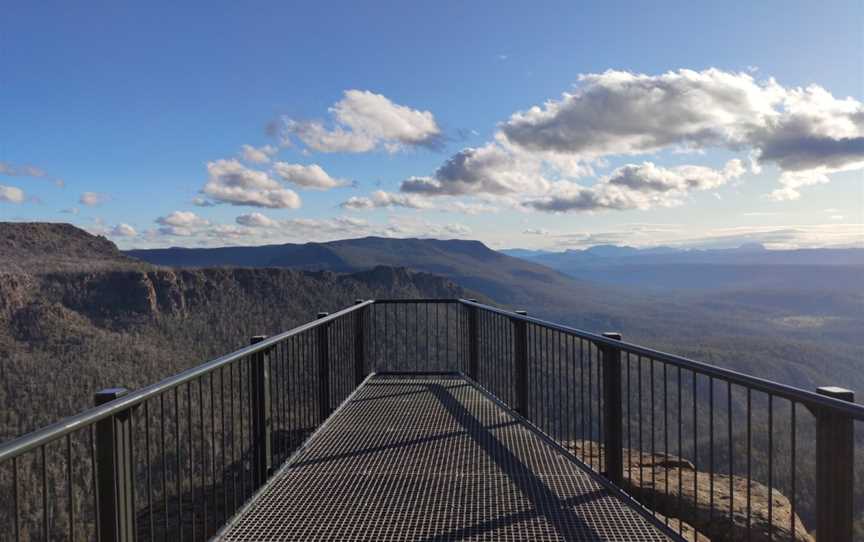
0,300,372,542
458,299,863,542
0,298,861,541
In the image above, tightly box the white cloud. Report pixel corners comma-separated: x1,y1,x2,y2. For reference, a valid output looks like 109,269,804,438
110,223,137,237
523,228,550,235
240,144,278,164
236,212,279,228
0,161,64,187
202,159,301,209
341,190,431,210
79,192,107,207
498,69,863,198
768,169,831,201
0,185,25,203
527,159,744,212
397,69,862,207
401,142,550,197
272,162,349,190
156,211,209,228
279,90,442,153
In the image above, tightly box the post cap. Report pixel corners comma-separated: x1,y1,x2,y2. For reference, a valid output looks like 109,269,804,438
602,332,623,341
250,335,268,345
94,387,129,406
817,386,855,402
515,310,528,316
317,311,329,319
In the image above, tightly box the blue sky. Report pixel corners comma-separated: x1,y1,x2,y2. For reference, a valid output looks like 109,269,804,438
1,1,862,250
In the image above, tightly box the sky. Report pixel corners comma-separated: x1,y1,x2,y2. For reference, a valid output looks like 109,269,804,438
1,1,863,251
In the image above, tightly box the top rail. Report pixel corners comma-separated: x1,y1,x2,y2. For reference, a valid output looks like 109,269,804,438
0,300,374,462
458,298,864,420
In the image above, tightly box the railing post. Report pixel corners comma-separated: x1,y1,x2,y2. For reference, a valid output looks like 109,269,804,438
354,300,367,386
249,335,272,488
94,388,135,542
814,386,855,542
600,332,623,486
466,300,479,380
512,311,529,416
317,312,331,422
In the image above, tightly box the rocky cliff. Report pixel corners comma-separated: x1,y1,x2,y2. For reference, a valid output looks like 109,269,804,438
571,441,813,542
0,264,479,438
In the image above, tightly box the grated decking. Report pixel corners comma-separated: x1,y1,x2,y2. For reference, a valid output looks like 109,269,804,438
216,374,677,541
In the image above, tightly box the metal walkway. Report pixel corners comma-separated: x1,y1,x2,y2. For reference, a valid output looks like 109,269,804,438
216,374,677,541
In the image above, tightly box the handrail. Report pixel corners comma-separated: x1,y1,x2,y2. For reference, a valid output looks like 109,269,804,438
0,300,374,463
1,296,859,541
458,298,864,420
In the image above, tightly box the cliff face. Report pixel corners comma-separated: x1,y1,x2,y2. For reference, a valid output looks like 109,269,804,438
4,266,470,328
0,265,478,437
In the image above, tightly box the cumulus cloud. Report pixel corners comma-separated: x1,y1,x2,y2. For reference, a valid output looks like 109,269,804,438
79,192,107,207
110,224,137,237
202,159,301,209
272,162,349,190
498,69,863,198
236,212,280,228
240,144,277,164
0,185,25,203
401,142,549,197
396,69,861,207
341,190,430,210
768,169,831,201
278,90,442,153
527,159,744,212
154,211,210,237
156,211,209,228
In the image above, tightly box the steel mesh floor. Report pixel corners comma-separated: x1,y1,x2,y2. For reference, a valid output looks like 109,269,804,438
216,374,676,541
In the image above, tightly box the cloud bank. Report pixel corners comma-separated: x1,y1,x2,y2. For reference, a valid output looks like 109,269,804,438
386,69,863,211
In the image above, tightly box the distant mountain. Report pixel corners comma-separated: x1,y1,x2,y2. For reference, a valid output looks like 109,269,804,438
128,237,635,325
504,243,864,267
126,236,864,394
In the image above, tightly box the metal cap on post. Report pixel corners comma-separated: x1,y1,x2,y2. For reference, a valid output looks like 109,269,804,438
815,386,855,542
250,335,272,488
600,332,624,486
94,387,134,542
317,312,331,423
513,311,529,416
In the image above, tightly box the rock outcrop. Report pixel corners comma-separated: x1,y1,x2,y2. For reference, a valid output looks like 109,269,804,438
571,441,812,542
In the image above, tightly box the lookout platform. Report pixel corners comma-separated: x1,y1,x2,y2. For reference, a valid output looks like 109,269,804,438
215,374,676,541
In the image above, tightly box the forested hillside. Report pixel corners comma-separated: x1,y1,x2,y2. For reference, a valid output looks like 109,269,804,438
0,262,477,438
